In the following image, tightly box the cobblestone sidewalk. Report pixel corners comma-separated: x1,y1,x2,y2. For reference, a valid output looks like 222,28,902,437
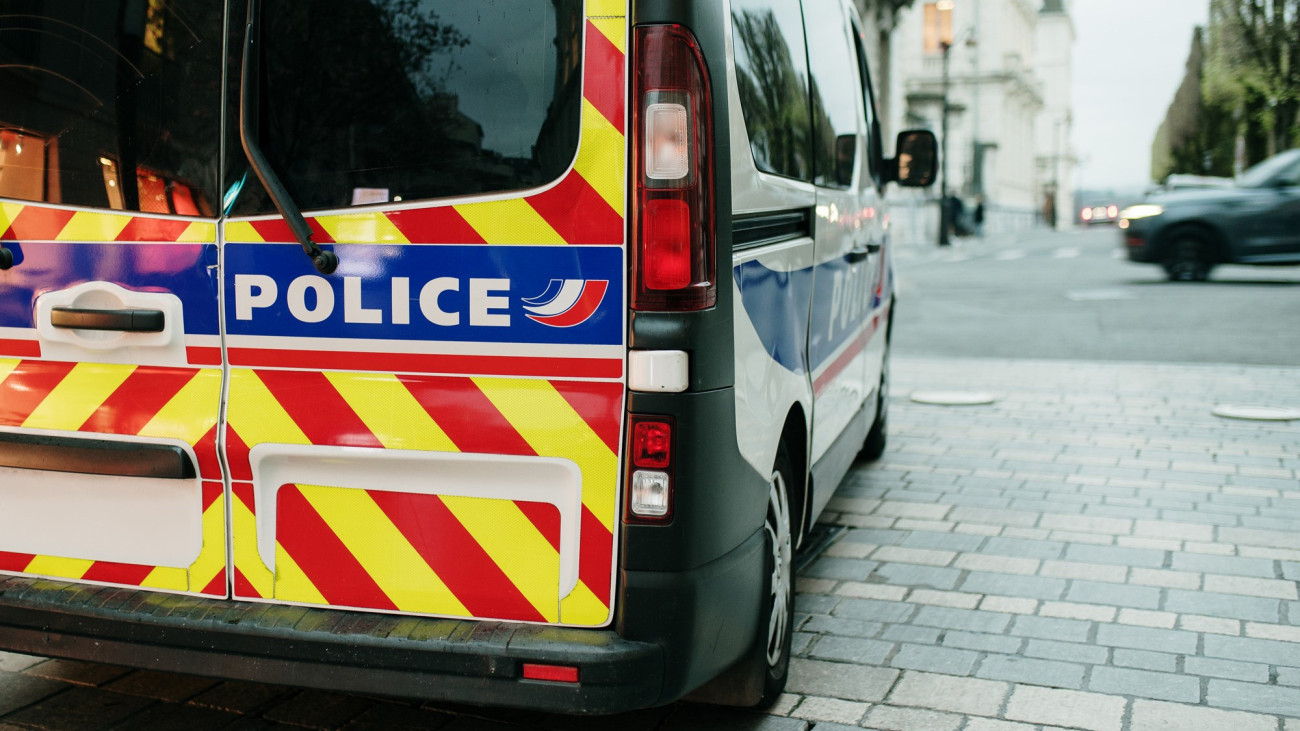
776,357,1300,730
1,357,1297,730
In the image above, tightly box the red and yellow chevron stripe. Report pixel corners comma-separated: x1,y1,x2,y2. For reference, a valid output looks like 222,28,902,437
0,359,227,595
224,6,626,247
225,369,622,626
0,202,215,244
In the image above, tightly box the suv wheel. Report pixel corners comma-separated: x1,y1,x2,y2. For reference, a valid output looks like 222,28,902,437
1163,229,1214,282
754,444,795,707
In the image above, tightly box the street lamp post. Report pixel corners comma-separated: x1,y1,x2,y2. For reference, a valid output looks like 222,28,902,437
938,39,952,247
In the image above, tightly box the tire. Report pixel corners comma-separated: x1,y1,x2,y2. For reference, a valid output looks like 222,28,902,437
1162,228,1214,282
753,444,796,708
860,327,891,462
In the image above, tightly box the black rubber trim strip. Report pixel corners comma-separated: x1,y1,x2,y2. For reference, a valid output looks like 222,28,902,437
731,208,812,250
0,576,661,713
50,307,165,332
0,431,195,479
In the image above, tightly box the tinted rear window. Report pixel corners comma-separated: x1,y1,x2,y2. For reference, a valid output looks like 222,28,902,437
731,0,812,182
0,1,223,214
227,0,584,215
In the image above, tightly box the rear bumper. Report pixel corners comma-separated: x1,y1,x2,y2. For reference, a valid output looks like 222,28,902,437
0,576,659,714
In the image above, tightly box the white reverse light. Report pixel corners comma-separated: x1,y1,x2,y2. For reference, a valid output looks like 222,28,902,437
645,102,690,180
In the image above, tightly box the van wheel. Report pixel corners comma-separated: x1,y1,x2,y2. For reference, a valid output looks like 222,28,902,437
752,444,795,707
1163,229,1214,281
860,339,890,461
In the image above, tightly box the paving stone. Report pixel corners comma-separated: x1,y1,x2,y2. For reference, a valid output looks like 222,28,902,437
964,720,1037,731
1090,666,1200,703
1128,568,1202,590
1183,656,1270,683
1039,560,1128,583
959,572,1067,601
805,557,879,582
0,673,67,716
885,671,1008,716
785,659,898,702
1095,624,1199,654
263,690,374,729
1009,615,1091,643
835,582,908,602
1203,634,1300,667
1164,589,1281,623
831,598,916,624
870,562,963,590
188,680,296,714
342,702,459,731
1177,614,1240,636
880,624,942,644
1280,667,1300,686
1063,543,1167,568
1004,685,1126,731
3,686,152,730
859,704,963,731
1038,514,1132,536
102,670,219,703
22,659,131,687
871,546,956,566
1129,698,1278,731
1206,678,1300,717
1133,520,1215,542
800,615,884,638
788,696,868,725
1024,639,1109,664
1117,608,1177,628
1039,601,1116,622
109,702,245,731
942,630,1023,655
1112,648,1178,672
982,537,1066,560
953,554,1041,575
890,644,979,675
807,636,894,665
663,704,809,730
977,655,1085,690
949,507,1042,528
1067,580,1162,609
0,653,43,674
1204,574,1298,600
979,596,1038,615
912,606,1012,634
794,593,840,615
898,531,987,552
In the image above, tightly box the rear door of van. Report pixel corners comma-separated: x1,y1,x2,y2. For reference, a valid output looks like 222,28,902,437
220,0,628,627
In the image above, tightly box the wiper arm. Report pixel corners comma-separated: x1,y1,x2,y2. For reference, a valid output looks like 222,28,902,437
239,0,338,274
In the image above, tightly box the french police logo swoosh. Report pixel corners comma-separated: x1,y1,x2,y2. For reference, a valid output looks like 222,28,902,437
522,279,609,327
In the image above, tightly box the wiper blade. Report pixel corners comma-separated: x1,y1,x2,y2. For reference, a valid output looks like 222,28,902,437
238,0,338,274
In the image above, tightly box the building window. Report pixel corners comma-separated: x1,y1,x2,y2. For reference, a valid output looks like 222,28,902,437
923,1,953,54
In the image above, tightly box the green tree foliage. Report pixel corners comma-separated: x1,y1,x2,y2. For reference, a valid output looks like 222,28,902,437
1206,0,1299,162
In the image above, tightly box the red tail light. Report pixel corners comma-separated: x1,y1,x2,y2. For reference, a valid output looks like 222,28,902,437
626,415,674,523
632,24,716,311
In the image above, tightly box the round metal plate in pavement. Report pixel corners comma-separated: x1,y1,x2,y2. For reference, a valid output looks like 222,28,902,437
1211,405,1300,422
910,391,998,406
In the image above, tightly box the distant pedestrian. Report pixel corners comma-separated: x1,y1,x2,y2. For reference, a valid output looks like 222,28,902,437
974,197,985,237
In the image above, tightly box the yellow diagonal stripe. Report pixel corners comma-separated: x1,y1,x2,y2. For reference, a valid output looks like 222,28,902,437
574,98,626,217
324,371,458,452
226,369,310,447
140,566,189,591
590,17,626,55
0,358,20,385
56,211,131,241
177,221,217,243
231,491,273,598
0,202,26,234
187,494,228,594
223,221,265,243
454,198,565,245
587,0,626,17
22,362,136,431
441,496,560,623
137,369,222,445
316,213,410,245
274,542,328,605
294,484,469,616
471,378,617,528
23,556,93,581
561,580,610,625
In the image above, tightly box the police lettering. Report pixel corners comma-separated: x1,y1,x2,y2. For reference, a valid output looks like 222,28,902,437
233,274,511,327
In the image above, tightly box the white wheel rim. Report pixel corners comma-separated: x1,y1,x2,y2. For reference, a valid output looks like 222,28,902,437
765,469,793,668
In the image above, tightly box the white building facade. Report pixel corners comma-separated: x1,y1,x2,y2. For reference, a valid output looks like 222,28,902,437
886,0,1075,238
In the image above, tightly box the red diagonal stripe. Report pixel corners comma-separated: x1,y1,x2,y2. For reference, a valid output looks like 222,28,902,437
276,484,398,611
200,571,226,596
0,552,35,573
226,428,253,482
527,171,623,245
80,560,155,587
0,360,77,426
578,506,614,606
0,339,41,358
3,206,74,240
194,427,222,482
516,501,562,553
370,490,547,622
584,19,626,135
231,481,256,515
234,567,261,598
246,218,336,244
385,207,486,245
550,380,623,455
255,370,383,448
399,376,536,456
201,479,223,512
77,366,198,435
114,217,194,242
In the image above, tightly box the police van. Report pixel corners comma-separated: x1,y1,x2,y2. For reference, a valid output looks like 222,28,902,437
0,0,935,713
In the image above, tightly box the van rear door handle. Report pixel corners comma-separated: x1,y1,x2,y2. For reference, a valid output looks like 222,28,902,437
50,307,166,333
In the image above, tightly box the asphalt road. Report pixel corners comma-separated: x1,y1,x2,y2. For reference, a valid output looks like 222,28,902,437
891,226,1300,366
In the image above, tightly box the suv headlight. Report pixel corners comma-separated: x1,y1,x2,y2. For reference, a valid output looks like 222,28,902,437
1120,204,1163,220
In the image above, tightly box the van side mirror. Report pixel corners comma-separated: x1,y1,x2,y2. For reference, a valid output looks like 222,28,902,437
888,129,938,187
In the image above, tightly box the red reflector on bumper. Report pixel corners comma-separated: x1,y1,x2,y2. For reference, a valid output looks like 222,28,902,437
521,663,580,683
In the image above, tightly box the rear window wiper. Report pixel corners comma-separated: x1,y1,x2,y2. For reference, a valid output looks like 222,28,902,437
239,0,338,274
